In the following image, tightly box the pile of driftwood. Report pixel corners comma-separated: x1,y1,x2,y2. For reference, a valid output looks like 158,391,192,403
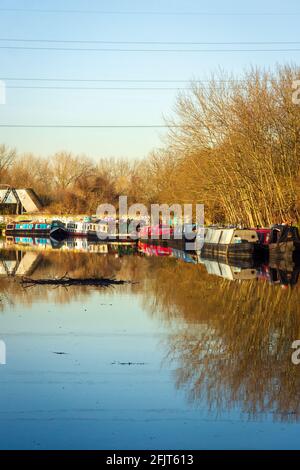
20,273,131,289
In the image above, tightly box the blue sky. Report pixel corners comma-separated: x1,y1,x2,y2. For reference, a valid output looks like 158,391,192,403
0,0,299,161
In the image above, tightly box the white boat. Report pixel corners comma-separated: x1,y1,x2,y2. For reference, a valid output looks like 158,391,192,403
87,221,109,239
66,221,88,237
201,227,260,258
66,220,109,239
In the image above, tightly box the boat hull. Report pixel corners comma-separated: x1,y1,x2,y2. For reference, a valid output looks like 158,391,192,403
201,241,257,259
67,231,88,238
50,228,68,241
5,229,50,236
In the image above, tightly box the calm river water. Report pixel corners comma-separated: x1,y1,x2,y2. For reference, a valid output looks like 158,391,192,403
0,238,300,449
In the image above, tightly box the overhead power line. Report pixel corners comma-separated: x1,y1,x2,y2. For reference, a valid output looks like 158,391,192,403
0,78,244,83
0,9,299,16
6,86,188,90
0,46,299,52
0,124,176,129
0,39,299,45
1,78,294,91
4,85,269,91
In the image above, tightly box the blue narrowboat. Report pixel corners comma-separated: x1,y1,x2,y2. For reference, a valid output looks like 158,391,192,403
6,220,68,240
6,221,51,236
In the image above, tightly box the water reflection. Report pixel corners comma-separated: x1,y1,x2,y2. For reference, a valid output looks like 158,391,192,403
1,236,300,424
1,236,299,287
140,258,300,421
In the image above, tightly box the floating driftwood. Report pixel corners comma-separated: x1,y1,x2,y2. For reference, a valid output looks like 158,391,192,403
20,273,131,288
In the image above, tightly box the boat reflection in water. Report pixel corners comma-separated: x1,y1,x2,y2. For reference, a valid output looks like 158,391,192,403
198,257,258,281
1,236,137,255
1,236,300,287
137,241,198,264
199,255,300,287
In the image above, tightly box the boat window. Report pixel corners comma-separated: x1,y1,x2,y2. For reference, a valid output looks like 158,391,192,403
221,229,234,244
205,230,213,243
211,230,222,244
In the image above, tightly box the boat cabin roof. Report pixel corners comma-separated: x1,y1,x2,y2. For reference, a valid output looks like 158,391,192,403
205,227,258,244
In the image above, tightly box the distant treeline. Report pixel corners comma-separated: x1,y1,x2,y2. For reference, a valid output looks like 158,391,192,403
1,64,300,225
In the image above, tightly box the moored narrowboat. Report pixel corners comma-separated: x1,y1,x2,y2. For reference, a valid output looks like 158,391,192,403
267,225,300,260
252,225,300,260
65,220,110,239
88,221,110,240
139,224,174,240
201,227,261,259
65,221,87,237
49,220,68,240
6,221,51,236
254,228,271,250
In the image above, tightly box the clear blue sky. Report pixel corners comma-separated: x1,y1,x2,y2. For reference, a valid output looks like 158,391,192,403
0,0,299,161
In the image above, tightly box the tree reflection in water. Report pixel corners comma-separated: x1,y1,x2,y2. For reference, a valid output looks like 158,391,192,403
145,262,300,421
1,245,300,421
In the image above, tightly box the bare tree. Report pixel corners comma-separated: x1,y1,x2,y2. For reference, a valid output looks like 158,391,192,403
0,144,16,181
51,152,94,190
